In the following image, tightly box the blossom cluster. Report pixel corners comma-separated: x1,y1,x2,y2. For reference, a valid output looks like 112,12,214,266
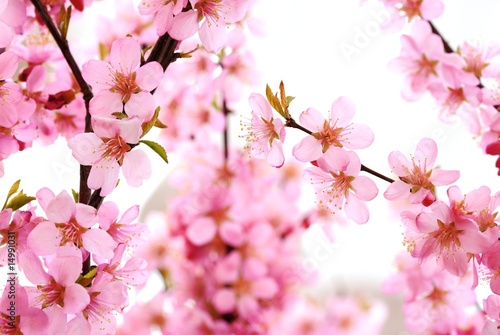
0,187,148,334
378,0,500,175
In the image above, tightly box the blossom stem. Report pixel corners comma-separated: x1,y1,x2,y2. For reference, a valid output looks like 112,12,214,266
30,0,95,205
222,99,231,160
429,21,454,54
285,117,394,183
145,32,179,72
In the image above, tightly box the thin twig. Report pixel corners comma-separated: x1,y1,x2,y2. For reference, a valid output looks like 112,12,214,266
30,0,94,205
285,117,394,183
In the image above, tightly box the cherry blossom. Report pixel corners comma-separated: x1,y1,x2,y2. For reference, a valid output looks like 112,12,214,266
82,36,163,122
242,93,286,167
292,96,374,163
68,116,152,196
384,137,460,206
304,150,378,224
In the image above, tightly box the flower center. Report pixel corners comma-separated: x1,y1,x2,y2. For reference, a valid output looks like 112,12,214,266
415,54,438,77
110,71,141,104
101,135,132,165
314,120,344,152
431,219,462,251
55,218,86,247
37,278,65,309
400,160,434,193
398,0,423,20
195,0,223,25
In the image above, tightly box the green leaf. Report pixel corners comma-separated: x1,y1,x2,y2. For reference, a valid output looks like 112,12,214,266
76,265,97,287
265,84,285,117
112,112,128,119
71,189,79,203
141,106,161,138
140,140,169,164
5,192,36,211
3,180,20,210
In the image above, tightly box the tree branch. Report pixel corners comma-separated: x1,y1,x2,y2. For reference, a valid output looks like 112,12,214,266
30,0,94,204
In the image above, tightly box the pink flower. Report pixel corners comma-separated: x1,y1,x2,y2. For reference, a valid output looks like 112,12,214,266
0,0,27,48
412,201,489,276
27,188,117,259
292,96,373,163
389,20,454,101
20,246,90,314
304,151,378,224
68,116,152,196
384,138,460,206
82,36,163,122
68,272,128,335
143,0,249,52
381,0,444,30
242,93,286,167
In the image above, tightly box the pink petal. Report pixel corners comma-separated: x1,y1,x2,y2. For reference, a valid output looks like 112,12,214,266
299,107,325,131
153,5,174,35
88,162,120,196
81,60,115,92
384,181,410,200
342,123,374,149
124,91,156,121
344,194,370,224
330,96,355,126
186,217,217,246
97,201,119,230
62,284,90,314
388,150,411,176
27,221,61,256
414,138,437,168
89,91,124,117
251,277,278,299
169,10,199,40
109,37,141,73
429,169,460,186
75,203,97,228
249,93,272,120
198,20,227,53
351,176,378,201
219,222,244,247
136,62,163,91
0,50,18,79
82,228,117,259
212,288,236,314
318,146,350,171
243,258,267,280
49,245,82,286
122,149,152,187
18,250,49,285
267,139,284,167
67,133,103,165
46,191,75,223
292,135,322,162
0,22,13,48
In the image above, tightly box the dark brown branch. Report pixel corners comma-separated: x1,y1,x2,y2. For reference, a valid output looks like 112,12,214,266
145,32,180,72
222,99,231,160
285,117,394,183
429,21,454,54
30,0,94,205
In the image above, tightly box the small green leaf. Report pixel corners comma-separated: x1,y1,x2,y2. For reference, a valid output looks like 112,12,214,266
77,265,97,287
5,192,36,211
112,112,128,119
286,96,295,106
140,140,169,164
3,180,20,210
154,118,168,129
71,189,79,203
141,106,161,138
265,84,285,117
